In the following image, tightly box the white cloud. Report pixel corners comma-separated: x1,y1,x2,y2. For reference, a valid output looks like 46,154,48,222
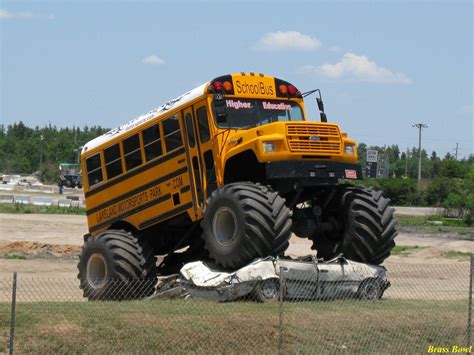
300,52,413,84
253,31,321,51
0,9,33,19
141,55,165,65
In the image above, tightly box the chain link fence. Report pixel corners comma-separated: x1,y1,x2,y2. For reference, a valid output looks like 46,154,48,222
1,258,472,354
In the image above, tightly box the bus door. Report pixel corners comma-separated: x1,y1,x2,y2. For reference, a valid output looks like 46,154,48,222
182,107,204,216
193,102,217,201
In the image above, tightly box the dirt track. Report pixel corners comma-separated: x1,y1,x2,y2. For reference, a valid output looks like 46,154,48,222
0,213,472,275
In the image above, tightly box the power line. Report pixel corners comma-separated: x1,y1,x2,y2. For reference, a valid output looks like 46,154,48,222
412,123,428,182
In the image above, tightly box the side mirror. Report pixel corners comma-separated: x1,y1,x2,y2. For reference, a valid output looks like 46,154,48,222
320,112,327,123
316,97,325,113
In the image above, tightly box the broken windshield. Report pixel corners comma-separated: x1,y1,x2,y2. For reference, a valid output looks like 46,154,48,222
213,99,304,129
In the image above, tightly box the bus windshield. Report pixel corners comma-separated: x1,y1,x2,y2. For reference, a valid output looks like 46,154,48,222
213,98,304,129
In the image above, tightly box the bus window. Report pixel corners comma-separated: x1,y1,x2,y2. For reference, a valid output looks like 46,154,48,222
104,143,122,180
162,115,183,153
196,107,210,143
86,153,103,187
185,113,195,148
123,134,142,170
142,124,163,161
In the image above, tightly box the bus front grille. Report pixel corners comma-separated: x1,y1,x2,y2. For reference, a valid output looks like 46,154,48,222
286,124,341,154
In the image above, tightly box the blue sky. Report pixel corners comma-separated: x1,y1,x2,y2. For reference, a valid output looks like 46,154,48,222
1,1,472,158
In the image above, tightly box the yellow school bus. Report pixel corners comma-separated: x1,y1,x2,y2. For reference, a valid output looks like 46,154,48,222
77,73,396,300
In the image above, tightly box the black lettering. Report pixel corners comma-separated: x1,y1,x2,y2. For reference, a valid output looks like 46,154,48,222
236,80,242,93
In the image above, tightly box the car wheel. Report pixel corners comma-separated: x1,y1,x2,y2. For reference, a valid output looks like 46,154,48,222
358,278,384,300
253,278,280,302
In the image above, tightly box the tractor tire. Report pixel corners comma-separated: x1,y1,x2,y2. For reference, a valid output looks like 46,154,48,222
201,182,291,270
77,230,157,300
312,186,397,265
65,180,72,188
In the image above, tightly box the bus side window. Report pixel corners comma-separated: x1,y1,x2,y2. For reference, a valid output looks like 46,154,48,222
104,143,122,180
163,115,183,153
123,134,142,170
185,113,195,148
197,107,210,143
86,153,103,187
142,124,163,161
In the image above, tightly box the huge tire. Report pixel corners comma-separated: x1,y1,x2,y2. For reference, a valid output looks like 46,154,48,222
311,186,397,265
201,182,291,270
77,230,157,300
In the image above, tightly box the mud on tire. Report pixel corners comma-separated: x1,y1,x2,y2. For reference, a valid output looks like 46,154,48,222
312,186,397,265
77,230,157,300
201,182,292,270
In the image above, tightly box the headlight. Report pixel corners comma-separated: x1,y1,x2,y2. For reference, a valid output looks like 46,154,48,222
344,144,355,155
263,142,276,153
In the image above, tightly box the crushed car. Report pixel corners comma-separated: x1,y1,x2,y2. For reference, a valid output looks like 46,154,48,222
152,255,390,302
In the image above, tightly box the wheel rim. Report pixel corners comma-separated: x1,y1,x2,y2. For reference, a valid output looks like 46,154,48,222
212,206,238,246
260,279,278,299
86,253,108,289
363,282,378,299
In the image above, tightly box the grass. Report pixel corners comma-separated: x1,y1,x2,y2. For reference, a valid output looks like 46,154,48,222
1,253,27,260
391,245,425,256
396,215,474,239
0,299,468,354
0,203,85,215
441,251,472,260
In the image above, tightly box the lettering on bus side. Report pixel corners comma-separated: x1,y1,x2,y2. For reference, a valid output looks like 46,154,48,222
95,185,163,224
172,176,184,190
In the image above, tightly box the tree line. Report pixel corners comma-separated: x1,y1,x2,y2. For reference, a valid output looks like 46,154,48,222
0,122,108,182
0,122,472,223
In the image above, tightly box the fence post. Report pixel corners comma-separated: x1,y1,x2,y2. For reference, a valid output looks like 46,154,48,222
467,255,472,350
279,268,285,355
8,272,17,355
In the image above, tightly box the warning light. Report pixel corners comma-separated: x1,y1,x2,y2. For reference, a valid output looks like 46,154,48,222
279,84,288,95
288,85,296,95
214,81,223,91
223,81,232,92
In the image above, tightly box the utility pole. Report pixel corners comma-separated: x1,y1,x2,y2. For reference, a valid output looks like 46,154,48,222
39,134,44,173
453,142,460,160
405,148,409,177
412,123,428,182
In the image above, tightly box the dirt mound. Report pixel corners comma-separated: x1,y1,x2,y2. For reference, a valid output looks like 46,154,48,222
0,241,81,259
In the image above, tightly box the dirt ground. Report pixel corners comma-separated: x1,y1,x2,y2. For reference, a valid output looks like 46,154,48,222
0,213,472,301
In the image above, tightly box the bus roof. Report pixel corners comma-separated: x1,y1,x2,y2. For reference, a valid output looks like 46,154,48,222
82,82,208,154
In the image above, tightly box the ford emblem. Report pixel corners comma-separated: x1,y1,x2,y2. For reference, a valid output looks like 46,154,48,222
309,136,321,141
